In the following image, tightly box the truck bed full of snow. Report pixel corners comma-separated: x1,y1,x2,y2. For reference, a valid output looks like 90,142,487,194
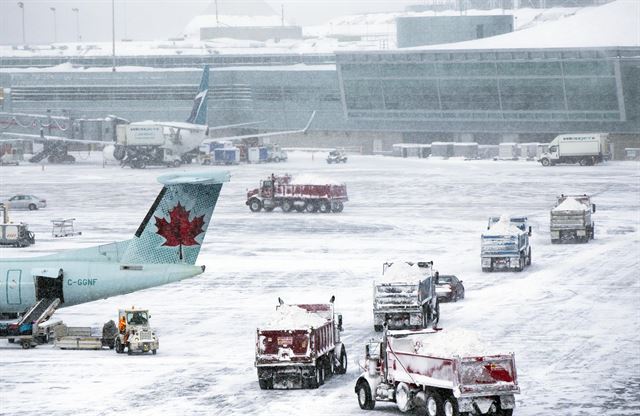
553,197,588,212
260,305,328,330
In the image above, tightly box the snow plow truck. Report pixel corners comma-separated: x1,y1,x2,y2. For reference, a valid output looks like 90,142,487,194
355,328,520,416
246,174,348,213
255,297,347,389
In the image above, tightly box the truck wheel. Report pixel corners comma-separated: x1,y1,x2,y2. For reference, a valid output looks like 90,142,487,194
591,224,595,240
313,361,324,388
21,340,31,349
336,347,348,374
249,198,262,212
258,378,272,390
305,201,317,213
356,380,375,410
541,158,550,167
172,160,181,168
374,324,383,332
516,256,524,272
282,199,293,212
443,396,460,416
127,346,132,355
432,300,440,326
331,201,344,213
396,383,412,412
579,158,588,166
318,200,331,213
152,349,157,355
426,391,444,416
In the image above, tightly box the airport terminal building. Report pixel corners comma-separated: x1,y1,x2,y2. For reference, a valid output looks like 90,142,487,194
1,2,638,155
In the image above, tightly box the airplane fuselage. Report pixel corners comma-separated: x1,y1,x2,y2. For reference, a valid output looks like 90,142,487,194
0,258,204,314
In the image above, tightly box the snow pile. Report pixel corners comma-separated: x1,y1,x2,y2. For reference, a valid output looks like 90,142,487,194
553,197,587,212
409,329,492,357
417,0,640,49
484,214,522,236
378,262,429,283
261,305,328,330
289,174,343,186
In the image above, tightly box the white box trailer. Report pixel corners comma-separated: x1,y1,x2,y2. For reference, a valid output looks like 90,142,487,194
116,124,164,146
498,142,519,160
539,133,609,166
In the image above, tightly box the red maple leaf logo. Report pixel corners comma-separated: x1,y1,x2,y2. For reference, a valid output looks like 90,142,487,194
155,203,204,248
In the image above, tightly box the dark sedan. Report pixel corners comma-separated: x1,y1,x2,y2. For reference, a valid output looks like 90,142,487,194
435,274,465,302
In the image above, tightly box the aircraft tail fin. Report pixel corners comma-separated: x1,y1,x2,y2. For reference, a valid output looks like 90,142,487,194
121,170,230,265
186,65,210,125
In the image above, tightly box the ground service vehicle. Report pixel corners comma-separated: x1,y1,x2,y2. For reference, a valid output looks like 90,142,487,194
355,329,520,416
0,204,35,247
434,274,465,303
246,174,348,213
481,216,531,272
373,261,439,332
255,297,347,389
114,308,159,355
550,194,596,243
539,133,609,166
327,149,348,163
266,144,287,162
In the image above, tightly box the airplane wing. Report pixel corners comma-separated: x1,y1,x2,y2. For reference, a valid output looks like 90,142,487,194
206,111,316,142
0,132,111,146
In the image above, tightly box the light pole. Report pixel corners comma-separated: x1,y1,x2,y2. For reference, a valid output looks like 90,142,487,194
17,2,25,44
72,8,80,42
112,0,116,72
50,7,57,43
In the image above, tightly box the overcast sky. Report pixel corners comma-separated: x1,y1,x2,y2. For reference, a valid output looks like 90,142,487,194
0,0,419,45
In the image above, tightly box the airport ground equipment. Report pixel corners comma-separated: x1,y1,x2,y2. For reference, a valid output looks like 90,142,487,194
481,216,531,272
246,174,348,213
54,320,117,350
114,308,159,355
550,194,596,244
51,218,82,238
0,298,60,348
539,133,610,166
373,261,439,332
0,203,35,247
355,329,520,415
327,149,348,164
255,297,346,389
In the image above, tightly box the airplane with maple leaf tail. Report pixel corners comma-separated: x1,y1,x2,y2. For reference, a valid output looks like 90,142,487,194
0,170,230,321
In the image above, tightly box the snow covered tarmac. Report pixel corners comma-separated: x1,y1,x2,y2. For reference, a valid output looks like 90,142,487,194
1,153,638,415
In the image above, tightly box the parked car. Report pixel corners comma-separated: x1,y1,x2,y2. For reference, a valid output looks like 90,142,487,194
435,274,465,302
2,195,47,210
327,150,347,164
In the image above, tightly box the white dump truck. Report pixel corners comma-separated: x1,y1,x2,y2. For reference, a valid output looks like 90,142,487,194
481,216,531,272
114,308,159,355
355,329,520,416
550,194,596,243
373,262,439,332
539,133,609,166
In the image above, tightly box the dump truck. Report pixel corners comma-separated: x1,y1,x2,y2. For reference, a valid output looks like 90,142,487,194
539,133,609,166
246,174,348,213
255,297,347,389
550,194,596,243
355,329,520,416
481,216,531,272
373,261,439,332
114,308,159,355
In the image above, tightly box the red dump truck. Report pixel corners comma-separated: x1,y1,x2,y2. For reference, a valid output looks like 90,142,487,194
255,298,347,389
355,329,520,416
246,174,348,213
